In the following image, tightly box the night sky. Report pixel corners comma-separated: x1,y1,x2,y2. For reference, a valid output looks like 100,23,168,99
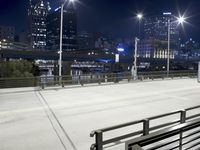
0,0,200,41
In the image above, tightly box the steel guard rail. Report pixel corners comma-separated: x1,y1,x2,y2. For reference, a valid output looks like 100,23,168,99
90,105,200,150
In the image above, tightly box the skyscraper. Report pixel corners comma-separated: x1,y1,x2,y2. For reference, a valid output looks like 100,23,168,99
46,6,77,52
139,13,181,60
144,12,180,44
0,26,15,42
28,0,50,50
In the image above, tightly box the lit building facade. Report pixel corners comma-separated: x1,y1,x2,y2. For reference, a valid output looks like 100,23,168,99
46,7,77,52
141,13,180,59
0,39,29,51
179,38,200,59
28,0,50,50
0,39,13,50
138,39,177,59
144,12,180,43
138,40,154,58
0,26,15,42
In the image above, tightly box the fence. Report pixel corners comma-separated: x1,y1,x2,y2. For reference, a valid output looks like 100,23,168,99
0,76,39,88
0,70,197,89
126,118,200,150
37,70,198,89
90,105,200,150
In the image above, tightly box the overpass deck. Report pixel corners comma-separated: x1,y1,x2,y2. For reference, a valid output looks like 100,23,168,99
0,78,200,150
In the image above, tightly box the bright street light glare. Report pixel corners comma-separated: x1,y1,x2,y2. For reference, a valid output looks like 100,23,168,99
137,13,143,19
63,0,75,5
178,16,185,24
117,48,125,52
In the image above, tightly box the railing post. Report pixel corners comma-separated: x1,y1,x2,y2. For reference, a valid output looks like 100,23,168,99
105,75,108,83
42,83,45,89
98,75,101,85
62,82,64,88
91,75,93,83
179,110,186,150
143,119,150,136
128,74,131,82
34,77,37,87
151,76,154,80
180,73,182,78
78,75,80,84
78,75,84,86
141,75,144,81
180,110,186,124
95,130,103,150
40,77,45,89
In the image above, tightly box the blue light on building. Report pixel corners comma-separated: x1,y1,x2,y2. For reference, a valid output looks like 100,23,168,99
117,44,125,52
117,47,125,52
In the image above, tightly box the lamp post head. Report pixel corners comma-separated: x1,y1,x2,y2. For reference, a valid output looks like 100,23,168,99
177,16,186,24
137,13,143,20
63,0,75,5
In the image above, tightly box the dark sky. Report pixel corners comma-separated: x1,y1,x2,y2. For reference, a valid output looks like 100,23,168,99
0,0,200,41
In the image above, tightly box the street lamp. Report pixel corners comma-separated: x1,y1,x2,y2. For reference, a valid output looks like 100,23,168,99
131,37,139,80
167,15,186,76
131,14,143,80
59,0,75,79
178,16,185,24
137,13,143,38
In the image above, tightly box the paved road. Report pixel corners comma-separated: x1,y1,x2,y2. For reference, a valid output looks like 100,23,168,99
0,78,200,150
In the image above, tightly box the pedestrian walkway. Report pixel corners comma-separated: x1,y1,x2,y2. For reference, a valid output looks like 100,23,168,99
0,78,200,150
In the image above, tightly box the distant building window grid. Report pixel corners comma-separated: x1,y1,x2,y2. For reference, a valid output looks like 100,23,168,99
28,0,48,50
46,7,77,52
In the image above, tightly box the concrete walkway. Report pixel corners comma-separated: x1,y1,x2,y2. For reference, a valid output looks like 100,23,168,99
0,78,200,150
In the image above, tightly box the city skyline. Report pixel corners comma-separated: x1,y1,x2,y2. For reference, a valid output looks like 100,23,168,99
0,0,200,40
1,2,200,150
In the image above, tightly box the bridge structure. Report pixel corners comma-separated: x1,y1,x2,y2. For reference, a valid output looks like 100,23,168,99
0,73,200,150
0,49,200,66
0,49,121,62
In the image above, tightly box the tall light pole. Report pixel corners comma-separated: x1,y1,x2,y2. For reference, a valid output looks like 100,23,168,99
167,19,170,76
132,37,139,80
59,0,75,79
167,16,185,76
59,4,64,78
131,14,143,80
137,13,143,39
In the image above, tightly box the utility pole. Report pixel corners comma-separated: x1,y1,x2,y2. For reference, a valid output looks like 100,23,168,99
132,37,139,80
59,4,64,83
167,19,170,76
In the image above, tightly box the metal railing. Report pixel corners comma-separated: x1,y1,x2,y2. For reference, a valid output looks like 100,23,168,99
39,70,197,89
0,76,39,88
39,72,132,89
138,70,197,81
90,105,200,150
126,118,200,150
0,70,197,89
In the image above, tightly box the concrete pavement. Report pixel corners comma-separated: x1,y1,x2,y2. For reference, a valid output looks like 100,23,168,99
0,78,200,150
